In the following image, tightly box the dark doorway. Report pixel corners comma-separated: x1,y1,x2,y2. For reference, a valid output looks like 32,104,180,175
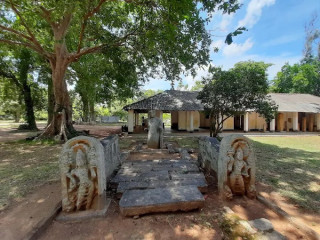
234,115,244,130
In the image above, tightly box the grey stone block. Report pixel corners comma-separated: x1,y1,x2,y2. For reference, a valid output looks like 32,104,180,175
117,178,208,194
119,186,205,216
170,173,206,180
249,218,274,233
111,170,170,183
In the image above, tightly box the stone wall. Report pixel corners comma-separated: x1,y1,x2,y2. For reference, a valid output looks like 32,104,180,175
198,134,256,199
198,136,220,172
100,135,121,181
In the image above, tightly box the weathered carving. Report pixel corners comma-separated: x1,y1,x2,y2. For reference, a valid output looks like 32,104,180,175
60,136,106,212
220,136,256,199
198,135,256,200
147,110,163,149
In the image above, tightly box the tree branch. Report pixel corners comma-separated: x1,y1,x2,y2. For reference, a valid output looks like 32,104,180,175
0,39,50,58
8,0,48,58
0,65,22,89
39,6,57,29
0,24,32,42
70,44,105,62
77,0,107,53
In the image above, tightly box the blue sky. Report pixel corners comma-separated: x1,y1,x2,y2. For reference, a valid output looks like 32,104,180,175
143,0,320,90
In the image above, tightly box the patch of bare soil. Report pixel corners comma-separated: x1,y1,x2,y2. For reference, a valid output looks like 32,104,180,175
257,182,320,234
0,128,41,142
74,125,122,139
0,182,61,240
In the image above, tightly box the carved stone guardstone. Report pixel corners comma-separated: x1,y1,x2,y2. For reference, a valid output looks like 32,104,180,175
199,134,256,200
58,135,121,221
59,136,107,213
147,110,163,149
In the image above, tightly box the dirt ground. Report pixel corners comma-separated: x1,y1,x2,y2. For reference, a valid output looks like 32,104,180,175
38,181,311,240
38,150,318,240
0,182,61,240
1,124,319,240
0,124,122,143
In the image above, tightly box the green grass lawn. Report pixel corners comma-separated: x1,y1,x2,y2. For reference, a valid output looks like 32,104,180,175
0,140,61,210
249,136,320,213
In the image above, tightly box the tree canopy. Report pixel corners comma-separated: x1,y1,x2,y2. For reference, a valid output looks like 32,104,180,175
0,0,244,140
198,61,278,137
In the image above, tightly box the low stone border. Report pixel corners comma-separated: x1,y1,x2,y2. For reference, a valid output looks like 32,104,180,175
257,194,320,240
28,201,62,240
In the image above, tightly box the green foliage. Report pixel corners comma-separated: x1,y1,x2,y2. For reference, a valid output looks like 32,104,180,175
271,60,320,96
0,47,47,126
190,80,204,91
272,14,320,96
0,0,242,81
225,27,247,45
198,61,278,137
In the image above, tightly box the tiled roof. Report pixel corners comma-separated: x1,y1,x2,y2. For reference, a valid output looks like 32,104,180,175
123,90,204,111
124,90,320,113
268,93,320,113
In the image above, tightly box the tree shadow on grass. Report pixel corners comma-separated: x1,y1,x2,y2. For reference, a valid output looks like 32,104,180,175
251,140,320,213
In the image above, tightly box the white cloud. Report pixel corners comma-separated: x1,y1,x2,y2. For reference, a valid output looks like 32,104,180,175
222,38,254,57
219,13,234,31
183,65,210,89
238,0,276,28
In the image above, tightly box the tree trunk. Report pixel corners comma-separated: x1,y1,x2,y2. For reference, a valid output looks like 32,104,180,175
89,101,95,123
81,94,89,122
47,77,55,125
39,58,77,141
38,18,78,141
14,108,21,123
22,82,37,130
19,50,38,130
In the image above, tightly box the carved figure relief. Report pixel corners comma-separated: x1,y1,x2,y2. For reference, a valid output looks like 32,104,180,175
60,137,105,212
224,139,256,199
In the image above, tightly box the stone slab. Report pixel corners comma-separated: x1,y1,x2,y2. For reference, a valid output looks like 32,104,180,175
56,194,110,222
152,164,199,173
119,186,205,216
170,173,206,180
117,178,208,194
111,170,170,183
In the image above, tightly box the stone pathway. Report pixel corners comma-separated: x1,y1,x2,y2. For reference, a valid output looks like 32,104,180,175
110,150,208,217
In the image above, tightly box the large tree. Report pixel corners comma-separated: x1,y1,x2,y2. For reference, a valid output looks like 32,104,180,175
0,0,243,140
271,62,320,96
0,48,39,129
72,53,140,122
198,61,278,137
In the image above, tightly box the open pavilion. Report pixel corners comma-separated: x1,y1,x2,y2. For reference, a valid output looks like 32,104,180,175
124,90,320,133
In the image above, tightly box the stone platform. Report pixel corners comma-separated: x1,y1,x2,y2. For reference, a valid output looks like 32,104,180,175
111,154,208,216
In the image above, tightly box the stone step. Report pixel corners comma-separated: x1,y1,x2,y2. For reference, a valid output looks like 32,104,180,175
119,186,205,217
170,173,206,180
111,170,170,184
122,159,196,166
119,162,199,173
116,178,208,195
